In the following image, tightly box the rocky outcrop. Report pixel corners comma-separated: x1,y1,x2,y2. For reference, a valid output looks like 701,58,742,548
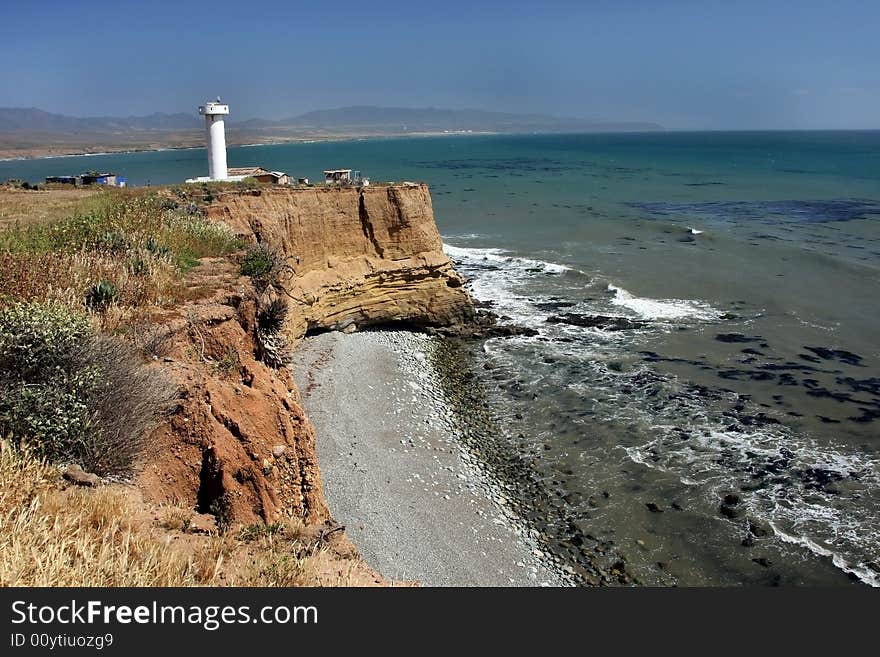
207,184,476,337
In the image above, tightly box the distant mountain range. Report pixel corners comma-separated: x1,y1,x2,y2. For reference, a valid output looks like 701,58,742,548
0,107,202,132
0,106,663,134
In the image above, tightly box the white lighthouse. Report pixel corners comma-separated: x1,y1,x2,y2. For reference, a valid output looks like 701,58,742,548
198,98,229,180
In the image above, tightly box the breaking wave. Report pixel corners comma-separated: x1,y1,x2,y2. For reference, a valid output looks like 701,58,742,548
607,284,723,321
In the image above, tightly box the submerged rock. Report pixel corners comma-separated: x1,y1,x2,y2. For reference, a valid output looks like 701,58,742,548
546,313,646,331
803,346,864,367
533,300,576,311
715,333,763,344
429,310,539,339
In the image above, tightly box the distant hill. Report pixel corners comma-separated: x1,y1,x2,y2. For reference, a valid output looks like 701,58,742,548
0,105,663,159
0,108,201,132
0,106,663,135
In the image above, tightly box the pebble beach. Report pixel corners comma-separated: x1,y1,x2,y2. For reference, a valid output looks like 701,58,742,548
292,330,569,586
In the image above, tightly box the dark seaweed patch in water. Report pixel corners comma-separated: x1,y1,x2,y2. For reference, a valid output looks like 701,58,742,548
716,333,763,343
850,408,880,424
804,346,865,367
796,467,844,493
628,199,880,224
533,300,576,311
837,377,880,396
546,314,646,331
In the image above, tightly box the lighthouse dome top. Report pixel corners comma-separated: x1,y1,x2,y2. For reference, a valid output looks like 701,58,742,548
199,100,229,116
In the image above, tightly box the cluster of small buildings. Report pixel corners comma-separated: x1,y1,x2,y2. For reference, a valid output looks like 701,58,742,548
322,169,369,186
45,172,126,187
184,166,369,187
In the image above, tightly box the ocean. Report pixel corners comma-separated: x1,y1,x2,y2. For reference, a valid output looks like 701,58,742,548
3,131,879,585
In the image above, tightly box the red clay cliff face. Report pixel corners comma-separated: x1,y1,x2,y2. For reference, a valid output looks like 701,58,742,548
207,184,476,337
137,259,327,526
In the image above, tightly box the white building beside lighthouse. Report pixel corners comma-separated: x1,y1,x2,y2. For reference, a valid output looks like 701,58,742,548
199,99,229,180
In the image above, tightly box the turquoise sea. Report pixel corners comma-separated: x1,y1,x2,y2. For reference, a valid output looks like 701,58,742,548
4,131,880,585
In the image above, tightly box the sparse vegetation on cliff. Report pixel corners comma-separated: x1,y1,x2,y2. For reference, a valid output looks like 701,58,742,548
255,297,292,368
0,189,243,323
0,189,241,476
239,242,284,282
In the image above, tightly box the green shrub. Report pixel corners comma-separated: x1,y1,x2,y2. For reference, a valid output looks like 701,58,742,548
0,302,91,379
0,302,174,475
145,236,171,258
84,280,119,310
98,230,128,253
128,255,150,277
240,243,281,280
0,303,97,463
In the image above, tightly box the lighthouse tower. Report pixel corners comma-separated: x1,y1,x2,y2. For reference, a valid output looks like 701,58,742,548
198,98,229,180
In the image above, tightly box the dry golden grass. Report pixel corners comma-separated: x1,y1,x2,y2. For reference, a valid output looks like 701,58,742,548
0,251,181,315
0,446,363,587
0,445,220,586
233,521,325,587
0,187,99,230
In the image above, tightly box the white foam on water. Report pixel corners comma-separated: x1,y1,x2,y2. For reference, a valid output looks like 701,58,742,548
624,417,880,587
443,233,492,242
769,523,879,587
443,244,583,329
444,244,573,274
607,284,722,321
794,315,840,332
588,355,880,586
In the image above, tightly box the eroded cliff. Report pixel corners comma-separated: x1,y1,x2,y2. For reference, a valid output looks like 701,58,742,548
207,184,476,337
137,259,328,526
141,183,475,533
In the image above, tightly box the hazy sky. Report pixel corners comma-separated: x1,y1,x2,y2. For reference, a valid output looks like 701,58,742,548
1,0,877,130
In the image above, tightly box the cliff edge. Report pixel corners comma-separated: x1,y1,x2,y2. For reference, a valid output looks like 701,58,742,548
207,184,476,337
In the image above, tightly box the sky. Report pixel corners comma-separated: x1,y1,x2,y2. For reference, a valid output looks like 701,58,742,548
0,0,878,130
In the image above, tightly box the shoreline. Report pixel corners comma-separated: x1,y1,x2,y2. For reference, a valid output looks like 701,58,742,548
292,330,567,586
0,145,204,162
0,131,498,163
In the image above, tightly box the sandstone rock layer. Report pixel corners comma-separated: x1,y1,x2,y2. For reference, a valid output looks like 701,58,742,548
207,184,475,337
